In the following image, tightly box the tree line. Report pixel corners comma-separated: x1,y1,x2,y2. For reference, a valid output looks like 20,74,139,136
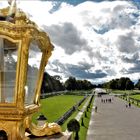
41,72,140,93
41,72,95,93
102,77,140,90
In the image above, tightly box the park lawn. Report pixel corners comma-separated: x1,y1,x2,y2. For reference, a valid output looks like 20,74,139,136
130,94,140,100
112,90,135,94
61,96,89,131
32,95,84,123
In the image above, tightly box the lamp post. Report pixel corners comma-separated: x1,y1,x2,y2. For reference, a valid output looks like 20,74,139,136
0,3,61,140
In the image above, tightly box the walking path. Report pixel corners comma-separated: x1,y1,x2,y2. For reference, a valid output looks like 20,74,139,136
87,95,140,140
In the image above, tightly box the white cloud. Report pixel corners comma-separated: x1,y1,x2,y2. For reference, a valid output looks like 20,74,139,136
1,0,140,83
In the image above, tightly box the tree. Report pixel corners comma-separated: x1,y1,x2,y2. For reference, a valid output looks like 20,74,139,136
64,77,77,90
103,77,134,90
67,119,80,140
125,79,134,90
109,79,118,89
41,72,65,93
117,77,126,90
117,77,134,90
135,79,140,90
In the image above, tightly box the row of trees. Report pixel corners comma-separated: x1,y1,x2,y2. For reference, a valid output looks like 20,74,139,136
41,72,95,93
102,77,140,90
41,72,140,93
41,72,65,93
65,77,95,91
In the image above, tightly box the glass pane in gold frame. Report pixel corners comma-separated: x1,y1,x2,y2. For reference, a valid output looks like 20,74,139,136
25,41,42,105
0,38,18,103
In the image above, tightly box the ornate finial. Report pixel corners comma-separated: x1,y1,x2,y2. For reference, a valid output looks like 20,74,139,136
6,0,16,21
0,0,16,22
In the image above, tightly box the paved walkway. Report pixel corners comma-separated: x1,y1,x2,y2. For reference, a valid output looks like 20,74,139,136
87,95,140,140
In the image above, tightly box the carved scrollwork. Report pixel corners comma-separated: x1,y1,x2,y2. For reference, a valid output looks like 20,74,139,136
24,116,62,137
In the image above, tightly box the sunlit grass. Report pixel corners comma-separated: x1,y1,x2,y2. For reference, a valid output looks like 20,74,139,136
61,97,89,131
130,94,140,100
79,98,94,140
32,95,84,123
112,90,135,94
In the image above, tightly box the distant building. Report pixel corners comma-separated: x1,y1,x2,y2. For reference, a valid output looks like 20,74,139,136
94,88,107,96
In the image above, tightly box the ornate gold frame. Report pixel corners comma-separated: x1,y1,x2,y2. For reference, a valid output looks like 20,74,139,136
0,6,61,140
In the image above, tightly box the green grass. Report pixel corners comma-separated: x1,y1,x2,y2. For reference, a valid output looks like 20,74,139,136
112,90,135,95
78,98,94,140
65,96,94,140
130,94,140,100
32,95,84,123
61,97,89,131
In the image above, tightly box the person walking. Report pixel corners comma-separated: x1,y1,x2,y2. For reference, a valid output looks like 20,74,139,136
95,106,98,112
128,102,131,108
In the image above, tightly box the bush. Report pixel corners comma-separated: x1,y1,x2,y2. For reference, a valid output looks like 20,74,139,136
67,119,80,140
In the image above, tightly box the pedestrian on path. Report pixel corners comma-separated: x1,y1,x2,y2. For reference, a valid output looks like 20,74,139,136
129,102,131,108
95,106,97,112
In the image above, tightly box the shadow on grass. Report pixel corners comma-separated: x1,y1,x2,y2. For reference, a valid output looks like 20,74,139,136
81,124,88,129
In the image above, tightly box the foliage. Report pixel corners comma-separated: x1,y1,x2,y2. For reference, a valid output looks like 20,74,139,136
41,74,95,93
135,79,140,90
103,77,134,90
130,94,140,100
41,72,65,93
67,119,80,132
79,98,94,140
64,76,94,91
61,97,89,131
65,77,77,90
67,119,80,140
41,72,138,93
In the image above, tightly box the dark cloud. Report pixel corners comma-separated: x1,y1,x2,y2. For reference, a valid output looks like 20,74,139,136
112,3,138,27
48,59,107,79
102,66,117,76
132,0,140,9
50,59,67,74
110,6,138,29
117,33,139,53
93,26,109,34
48,1,61,13
121,52,140,64
127,63,140,74
42,0,117,5
43,22,89,55
66,64,107,79
78,61,94,70
94,51,109,62
121,52,140,74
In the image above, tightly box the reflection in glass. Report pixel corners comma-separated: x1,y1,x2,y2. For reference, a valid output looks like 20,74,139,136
0,38,18,103
25,41,42,105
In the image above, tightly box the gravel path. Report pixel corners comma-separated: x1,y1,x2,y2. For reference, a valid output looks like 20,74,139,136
87,95,140,140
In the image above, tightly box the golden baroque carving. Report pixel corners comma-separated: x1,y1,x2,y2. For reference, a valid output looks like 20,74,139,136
0,3,56,139
24,116,62,137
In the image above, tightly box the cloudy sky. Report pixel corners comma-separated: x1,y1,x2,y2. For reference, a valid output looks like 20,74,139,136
1,0,140,84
